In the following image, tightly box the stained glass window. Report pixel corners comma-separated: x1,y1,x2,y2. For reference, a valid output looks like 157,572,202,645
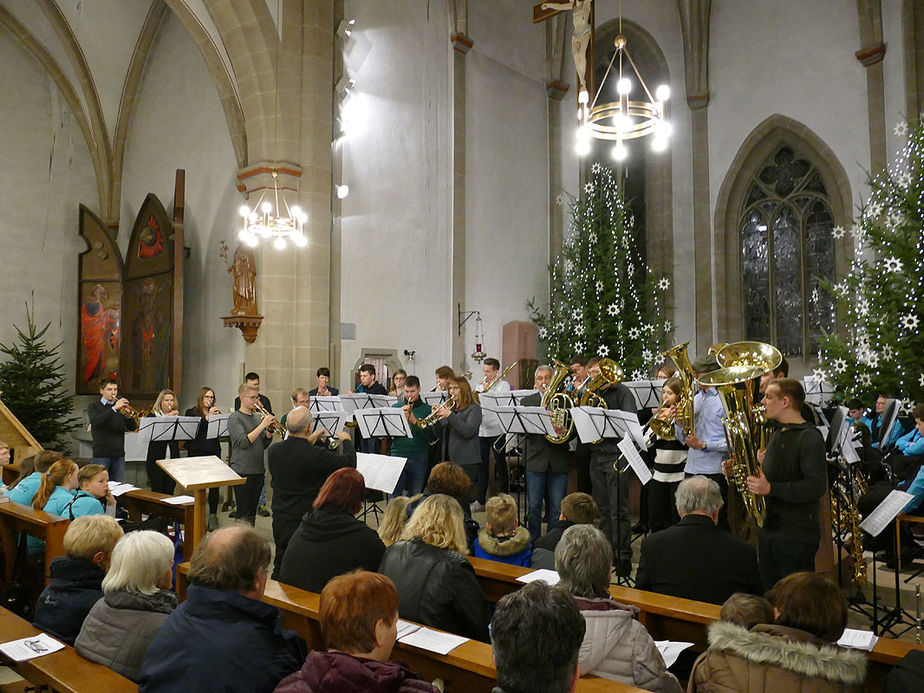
739,146,836,357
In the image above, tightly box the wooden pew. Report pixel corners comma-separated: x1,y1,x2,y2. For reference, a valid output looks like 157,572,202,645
117,488,195,560
0,606,137,692
0,502,69,587
175,563,645,692
2,461,22,487
467,555,923,692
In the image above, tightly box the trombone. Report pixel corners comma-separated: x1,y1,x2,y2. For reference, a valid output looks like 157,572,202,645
474,362,517,403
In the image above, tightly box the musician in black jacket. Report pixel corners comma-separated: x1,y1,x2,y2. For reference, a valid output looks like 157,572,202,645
87,378,136,482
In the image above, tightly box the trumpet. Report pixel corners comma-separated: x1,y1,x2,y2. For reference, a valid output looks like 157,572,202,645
253,400,284,438
119,402,152,424
418,395,456,429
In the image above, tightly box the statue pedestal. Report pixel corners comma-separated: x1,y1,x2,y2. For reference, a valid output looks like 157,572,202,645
221,314,264,343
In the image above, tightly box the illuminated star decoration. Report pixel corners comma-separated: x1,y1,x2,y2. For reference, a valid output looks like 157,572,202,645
583,182,594,195
595,280,604,293
657,277,670,291
831,224,846,239
574,341,586,353
607,303,618,316
631,369,646,381
884,257,903,273
901,314,919,331
574,322,585,336
894,121,908,136
831,358,847,374
812,368,828,383
866,200,882,218
538,326,548,340
597,345,610,357
628,326,641,340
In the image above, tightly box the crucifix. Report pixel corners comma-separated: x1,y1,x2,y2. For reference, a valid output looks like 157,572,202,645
533,0,596,102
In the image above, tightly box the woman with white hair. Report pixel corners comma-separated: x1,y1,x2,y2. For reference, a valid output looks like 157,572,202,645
555,524,682,692
75,530,177,681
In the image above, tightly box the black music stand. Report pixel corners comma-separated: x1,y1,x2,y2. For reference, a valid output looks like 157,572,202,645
355,452,407,522
309,396,343,413
353,409,411,522
495,406,557,525
205,414,230,439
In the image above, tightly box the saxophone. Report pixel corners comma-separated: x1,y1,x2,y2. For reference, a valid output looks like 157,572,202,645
831,465,868,586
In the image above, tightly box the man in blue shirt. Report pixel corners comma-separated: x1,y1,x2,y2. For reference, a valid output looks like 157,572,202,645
680,355,730,529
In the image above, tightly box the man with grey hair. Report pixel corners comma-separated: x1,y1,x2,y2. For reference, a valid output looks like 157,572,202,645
634,475,761,605
521,365,570,540
267,406,355,573
138,526,303,691
555,525,682,692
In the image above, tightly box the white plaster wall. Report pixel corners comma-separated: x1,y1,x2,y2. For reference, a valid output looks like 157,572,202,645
0,28,97,410
882,0,910,162
338,0,452,386
119,11,244,412
464,0,550,371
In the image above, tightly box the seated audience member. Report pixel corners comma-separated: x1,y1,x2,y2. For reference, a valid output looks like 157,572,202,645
406,461,480,549
689,572,866,692
64,464,115,519
889,405,924,472
531,492,598,569
33,459,79,515
635,475,762,605
268,406,356,574
279,468,385,590
378,495,414,546
9,451,63,505
76,531,177,681
490,580,586,693
844,399,871,433
139,526,303,692
275,570,439,693
719,592,774,631
473,493,532,566
379,494,491,642
32,515,124,644
4,453,34,497
554,525,681,692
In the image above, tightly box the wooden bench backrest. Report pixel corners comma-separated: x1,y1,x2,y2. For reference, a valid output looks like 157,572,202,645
0,606,137,693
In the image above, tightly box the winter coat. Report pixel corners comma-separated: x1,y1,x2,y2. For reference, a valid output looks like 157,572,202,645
278,507,385,592
473,526,532,566
378,538,491,642
274,650,439,693
688,620,867,693
75,589,178,681
7,472,41,505
32,556,105,644
575,597,682,693
138,583,303,693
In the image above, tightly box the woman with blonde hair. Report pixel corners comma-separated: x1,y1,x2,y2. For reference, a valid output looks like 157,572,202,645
377,495,414,546
145,389,180,494
76,531,177,681
378,493,491,641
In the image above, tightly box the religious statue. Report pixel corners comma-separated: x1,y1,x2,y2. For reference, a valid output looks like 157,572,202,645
542,0,592,96
229,243,258,316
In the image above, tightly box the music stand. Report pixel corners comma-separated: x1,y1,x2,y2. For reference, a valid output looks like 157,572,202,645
205,414,230,439
311,411,351,436
157,456,246,556
495,406,557,523
309,396,343,413
354,408,412,440
623,379,665,410
510,389,540,405
356,452,407,522
803,375,835,406
139,416,201,446
423,391,449,406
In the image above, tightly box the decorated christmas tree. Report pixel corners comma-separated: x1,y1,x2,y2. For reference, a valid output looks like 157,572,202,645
0,304,80,451
529,162,672,379
818,116,924,406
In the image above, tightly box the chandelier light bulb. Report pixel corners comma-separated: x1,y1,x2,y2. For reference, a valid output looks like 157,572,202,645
578,89,589,104
291,205,302,218
651,136,668,152
261,201,273,214
237,229,250,243
297,211,308,224
336,184,350,199
617,78,632,95
575,138,591,156
614,112,630,133
238,205,250,218
244,232,259,248
273,237,286,250
656,84,671,102
655,120,672,138
293,233,308,247
611,141,628,161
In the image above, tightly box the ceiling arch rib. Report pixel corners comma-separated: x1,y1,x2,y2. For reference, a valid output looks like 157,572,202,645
164,0,248,168
39,0,113,218
0,5,108,216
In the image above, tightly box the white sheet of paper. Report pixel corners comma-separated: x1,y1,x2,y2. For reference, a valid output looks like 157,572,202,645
312,411,351,435
0,633,65,661
423,391,449,406
859,490,916,537
842,437,861,464
837,628,879,651
356,453,406,494
654,640,694,668
396,620,421,640
398,627,468,655
515,569,560,586
353,408,412,439
108,482,138,497
618,437,652,485
570,406,604,444
162,495,195,505
310,396,342,412
623,380,665,409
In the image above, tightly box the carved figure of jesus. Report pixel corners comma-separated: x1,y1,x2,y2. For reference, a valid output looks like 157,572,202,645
542,0,592,95
229,244,257,316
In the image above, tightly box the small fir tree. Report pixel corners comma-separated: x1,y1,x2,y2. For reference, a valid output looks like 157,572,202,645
818,116,924,406
0,305,80,451
529,162,672,378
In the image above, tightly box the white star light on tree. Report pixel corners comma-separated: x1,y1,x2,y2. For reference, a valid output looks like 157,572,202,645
642,348,654,362
830,358,847,374
607,303,618,316
657,277,670,291
867,201,882,218
631,369,646,381
901,314,920,331
588,231,597,243
574,341,585,353
810,287,820,304
574,322,585,336
595,280,604,293
881,344,894,361
557,320,566,332
850,223,865,242
812,368,829,383
920,372,924,388
831,225,846,239
884,257,903,273
627,327,641,340
591,162,602,174
663,320,673,332
894,121,908,136
887,213,905,229
538,326,548,340
864,352,880,369
597,345,610,357
584,182,594,195
896,171,912,189
858,373,872,388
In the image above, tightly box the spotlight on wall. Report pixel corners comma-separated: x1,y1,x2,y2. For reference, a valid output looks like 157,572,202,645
403,349,416,362
336,184,350,199
337,19,355,40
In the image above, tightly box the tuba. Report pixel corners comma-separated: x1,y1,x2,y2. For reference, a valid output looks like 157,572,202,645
714,341,783,450
542,360,575,444
649,341,695,440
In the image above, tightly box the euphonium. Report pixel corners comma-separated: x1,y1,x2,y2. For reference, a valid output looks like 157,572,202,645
696,364,768,527
579,358,624,408
542,360,575,444
418,395,456,429
649,341,695,440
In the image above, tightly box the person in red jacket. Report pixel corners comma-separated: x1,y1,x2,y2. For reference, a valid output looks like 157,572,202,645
275,570,439,693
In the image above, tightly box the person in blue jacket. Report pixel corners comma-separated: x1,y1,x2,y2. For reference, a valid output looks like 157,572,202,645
33,459,79,516
63,464,114,519
7,450,63,505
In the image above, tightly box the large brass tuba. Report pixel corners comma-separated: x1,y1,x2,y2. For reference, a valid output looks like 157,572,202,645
542,360,575,444
715,341,783,450
649,341,695,440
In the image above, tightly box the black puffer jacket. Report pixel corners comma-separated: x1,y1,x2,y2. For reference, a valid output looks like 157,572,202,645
378,538,491,642
32,557,105,644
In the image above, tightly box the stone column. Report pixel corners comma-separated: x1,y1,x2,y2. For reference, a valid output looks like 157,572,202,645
547,80,568,264
901,0,923,127
451,32,472,371
856,0,887,177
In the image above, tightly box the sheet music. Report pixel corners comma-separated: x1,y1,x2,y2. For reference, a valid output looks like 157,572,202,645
570,406,605,444
339,393,397,413
859,490,915,537
494,406,556,436
422,391,449,406
516,569,560,585
354,408,412,439
655,641,694,668
0,633,65,662
206,413,230,439
618,436,652,484
309,396,342,412
311,411,351,435
356,453,406,494
802,374,835,405
397,627,468,655
511,389,540,404
832,410,851,454
623,379,665,409
836,628,879,651
478,391,517,411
